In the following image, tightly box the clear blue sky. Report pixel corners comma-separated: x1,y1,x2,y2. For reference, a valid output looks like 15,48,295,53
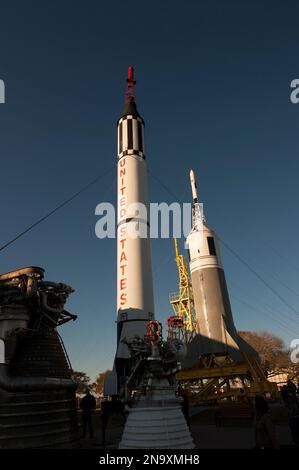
0,1,298,380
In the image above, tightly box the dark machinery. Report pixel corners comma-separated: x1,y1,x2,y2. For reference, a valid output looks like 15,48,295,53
0,266,79,449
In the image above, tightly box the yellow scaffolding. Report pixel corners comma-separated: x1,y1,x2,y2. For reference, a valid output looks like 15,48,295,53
177,352,278,402
169,238,197,344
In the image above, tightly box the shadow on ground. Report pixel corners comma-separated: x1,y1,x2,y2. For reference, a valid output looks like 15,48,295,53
79,404,296,449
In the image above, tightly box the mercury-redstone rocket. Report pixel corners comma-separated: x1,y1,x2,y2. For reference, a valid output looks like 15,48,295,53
185,169,256,364
105,67,155,395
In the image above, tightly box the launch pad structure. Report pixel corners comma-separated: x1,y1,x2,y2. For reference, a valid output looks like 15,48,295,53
167,176,278,404
176,349,277,403
168,238,197,345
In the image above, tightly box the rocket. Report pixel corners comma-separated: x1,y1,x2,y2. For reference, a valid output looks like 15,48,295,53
105,67,155,395
190,169,198,204
185,169,254,363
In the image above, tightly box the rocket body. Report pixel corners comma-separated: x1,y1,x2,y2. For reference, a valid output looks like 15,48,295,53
105,69,155,395
116,104,155,357
186,170,242,361
187,226,240,357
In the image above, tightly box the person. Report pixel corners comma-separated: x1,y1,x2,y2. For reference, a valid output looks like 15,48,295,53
178,386,190,428
80,389,96,439
281,379,299,445
100,396,126,446
100,399,110,446
254,395,278,449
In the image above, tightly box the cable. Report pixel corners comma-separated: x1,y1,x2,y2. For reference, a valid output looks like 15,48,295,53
0,166,114,253
229,280,299,327
262,301,299,327
231,294,297,337
147,167,299,318
265,270,299,298
153,248,174,275
148,168,192,204
220,238,299,317
148,169,182,202
245,255,299,298
268,244,299,275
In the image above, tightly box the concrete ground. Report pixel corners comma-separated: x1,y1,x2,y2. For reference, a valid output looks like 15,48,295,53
81,423,293,450
80,405,296,450
193,424,292,449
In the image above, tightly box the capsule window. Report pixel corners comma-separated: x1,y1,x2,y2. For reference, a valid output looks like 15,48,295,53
207,236,216,256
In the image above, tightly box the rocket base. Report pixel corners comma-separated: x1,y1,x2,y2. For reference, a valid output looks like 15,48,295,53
119,378,194,449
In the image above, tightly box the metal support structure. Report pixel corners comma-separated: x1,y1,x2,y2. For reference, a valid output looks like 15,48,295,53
168,239,196,345
177,353,278,403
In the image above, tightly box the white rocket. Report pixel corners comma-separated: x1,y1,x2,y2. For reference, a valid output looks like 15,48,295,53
185,169,252,362
105,67,155,395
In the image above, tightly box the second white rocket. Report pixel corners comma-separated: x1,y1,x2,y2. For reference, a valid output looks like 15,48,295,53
186,169,255,362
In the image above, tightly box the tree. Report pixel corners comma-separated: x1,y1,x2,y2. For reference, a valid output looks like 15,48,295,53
94,369,111,397
72,370,91,394
238,330,293,377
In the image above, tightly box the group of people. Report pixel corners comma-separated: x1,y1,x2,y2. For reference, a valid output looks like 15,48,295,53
281,379,299,445
79,389,96,440
79,379,299,449
79,390,125,445
255,379,299,449
254,395,278,449
79,387,191,444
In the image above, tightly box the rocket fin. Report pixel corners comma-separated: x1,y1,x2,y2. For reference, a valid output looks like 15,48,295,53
224,329,240,351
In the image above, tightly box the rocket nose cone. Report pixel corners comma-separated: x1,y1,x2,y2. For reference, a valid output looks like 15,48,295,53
190,168,198,203
190,169,195,183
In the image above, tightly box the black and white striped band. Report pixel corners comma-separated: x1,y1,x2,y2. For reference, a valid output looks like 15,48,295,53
117,217,150,228
118,149,145,160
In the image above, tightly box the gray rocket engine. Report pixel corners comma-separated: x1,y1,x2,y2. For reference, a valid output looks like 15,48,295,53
0,266,78,448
